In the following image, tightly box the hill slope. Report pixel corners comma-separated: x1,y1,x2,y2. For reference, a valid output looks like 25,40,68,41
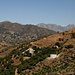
31,49,75,75
0,21,56,44
31,28,75,48
0,28,75,75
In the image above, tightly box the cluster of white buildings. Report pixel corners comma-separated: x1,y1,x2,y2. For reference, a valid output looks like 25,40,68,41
22,47,58,58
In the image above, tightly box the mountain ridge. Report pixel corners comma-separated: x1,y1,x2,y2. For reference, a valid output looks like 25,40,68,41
37,23,75,32
0,21,56,45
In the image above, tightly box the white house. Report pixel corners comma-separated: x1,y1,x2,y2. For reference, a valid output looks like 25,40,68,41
22,51,25,54
26,48,35,54
50,54,58,58
54,45,59,48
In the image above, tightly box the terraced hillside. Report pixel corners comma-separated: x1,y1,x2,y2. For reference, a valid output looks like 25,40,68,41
0,28,75,75
31,28,75,48
25,49,75,75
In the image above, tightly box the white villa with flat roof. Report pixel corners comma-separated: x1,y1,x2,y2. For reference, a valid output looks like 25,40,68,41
50,54,58,58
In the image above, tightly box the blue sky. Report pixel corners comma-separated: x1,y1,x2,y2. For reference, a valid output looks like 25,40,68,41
0,0,75,26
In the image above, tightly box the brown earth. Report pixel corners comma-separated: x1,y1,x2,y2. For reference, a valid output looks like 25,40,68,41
31,28,75,48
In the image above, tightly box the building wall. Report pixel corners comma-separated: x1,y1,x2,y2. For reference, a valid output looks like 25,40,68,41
50,54,58,58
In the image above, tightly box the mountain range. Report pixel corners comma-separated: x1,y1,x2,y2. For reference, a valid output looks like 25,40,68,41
0,21,56,44
37,23,75,32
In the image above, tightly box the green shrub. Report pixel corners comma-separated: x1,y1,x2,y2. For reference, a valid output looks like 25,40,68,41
55,42,62,47
65,44,73,49
72,33,75,38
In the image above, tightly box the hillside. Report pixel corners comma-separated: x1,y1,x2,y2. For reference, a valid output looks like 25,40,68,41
30,49,75,75
0,21,56,45
37,23,75,32
0,28,75,75
31,28,75,48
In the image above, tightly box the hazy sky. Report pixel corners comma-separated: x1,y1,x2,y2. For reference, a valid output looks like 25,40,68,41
0,0,75,25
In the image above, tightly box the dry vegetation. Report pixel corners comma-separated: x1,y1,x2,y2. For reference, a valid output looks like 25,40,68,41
31,28,75,48
0,46,17,58
0,43,11,51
